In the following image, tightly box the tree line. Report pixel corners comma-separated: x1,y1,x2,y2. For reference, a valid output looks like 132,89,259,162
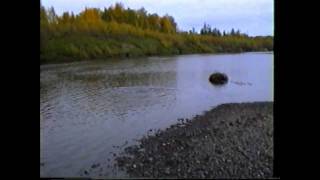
40,3,273,63
197,23,248,37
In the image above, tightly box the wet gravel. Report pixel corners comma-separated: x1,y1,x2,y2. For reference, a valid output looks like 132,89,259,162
115,102,273,178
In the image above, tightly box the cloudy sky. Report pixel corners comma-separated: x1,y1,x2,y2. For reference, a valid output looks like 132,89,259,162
41,0,273,36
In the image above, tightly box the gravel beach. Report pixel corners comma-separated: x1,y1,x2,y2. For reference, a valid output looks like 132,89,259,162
115,102,273,178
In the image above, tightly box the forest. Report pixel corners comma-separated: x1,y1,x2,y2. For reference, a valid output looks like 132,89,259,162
40,3,273,63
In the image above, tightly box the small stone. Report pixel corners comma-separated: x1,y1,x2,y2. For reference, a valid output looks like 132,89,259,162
187,168,191,173
164,167,170,174
215,148,223,154
199,171,205,178
133,164,137,168
91,164,99,168
204,155,210,161
138,148,145,152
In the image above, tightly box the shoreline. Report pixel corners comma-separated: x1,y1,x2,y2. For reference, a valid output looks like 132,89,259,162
40,51,273,65
115,101,273,178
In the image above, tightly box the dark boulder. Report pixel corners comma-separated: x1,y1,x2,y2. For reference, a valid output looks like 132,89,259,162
209,73,228,85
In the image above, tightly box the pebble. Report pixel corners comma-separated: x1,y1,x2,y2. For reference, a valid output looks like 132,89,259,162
138,148,145,152
164,167,170,174
199,171,205,178
91,163,100,169
215,148,223,154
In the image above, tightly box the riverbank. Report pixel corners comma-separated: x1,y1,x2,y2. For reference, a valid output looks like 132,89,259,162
40,5,272,64
40,50,273,66
115,102,273,178
40,33,273,64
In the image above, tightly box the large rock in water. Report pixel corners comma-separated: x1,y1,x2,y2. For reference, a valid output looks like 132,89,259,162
209,73,228,85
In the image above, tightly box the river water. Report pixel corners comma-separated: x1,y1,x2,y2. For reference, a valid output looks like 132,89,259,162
40,52,273,178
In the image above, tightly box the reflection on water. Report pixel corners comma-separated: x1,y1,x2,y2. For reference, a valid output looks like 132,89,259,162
40,52,273,178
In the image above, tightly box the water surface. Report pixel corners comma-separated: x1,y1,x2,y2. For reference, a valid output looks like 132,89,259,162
40,52,273,177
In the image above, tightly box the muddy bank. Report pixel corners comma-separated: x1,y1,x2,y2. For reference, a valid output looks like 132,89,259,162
115,102,273,178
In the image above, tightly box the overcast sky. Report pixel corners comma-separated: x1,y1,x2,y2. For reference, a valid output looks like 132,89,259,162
41,0,273,36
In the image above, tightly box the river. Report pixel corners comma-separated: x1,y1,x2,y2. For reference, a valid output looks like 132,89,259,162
40,52,273,177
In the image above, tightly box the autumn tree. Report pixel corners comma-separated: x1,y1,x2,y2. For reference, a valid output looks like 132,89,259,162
148,14,160,31
160,16,174,33
76,8,103,32
78,8,102,24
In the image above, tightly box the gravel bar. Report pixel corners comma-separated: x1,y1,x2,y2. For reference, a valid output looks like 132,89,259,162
115,102,273,178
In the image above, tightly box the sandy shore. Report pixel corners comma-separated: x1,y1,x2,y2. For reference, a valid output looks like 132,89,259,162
115,102,273,178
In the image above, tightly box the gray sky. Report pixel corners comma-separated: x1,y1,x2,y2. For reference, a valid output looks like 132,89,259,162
41,0,273,36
